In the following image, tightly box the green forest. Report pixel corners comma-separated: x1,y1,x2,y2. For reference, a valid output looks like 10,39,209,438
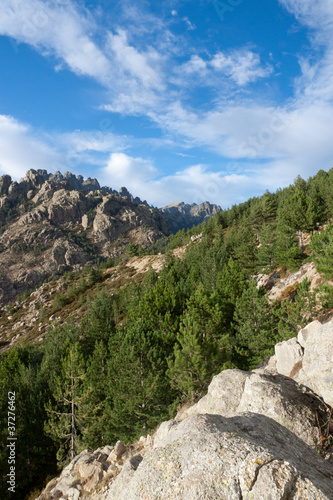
2,168,333,498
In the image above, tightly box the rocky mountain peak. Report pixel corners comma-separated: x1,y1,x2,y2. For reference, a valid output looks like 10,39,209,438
0,169,222,306
0,169,170,306
159,200,222,233
0,169,149,205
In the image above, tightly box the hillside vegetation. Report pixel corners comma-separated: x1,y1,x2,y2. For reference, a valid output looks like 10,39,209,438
1,168,333,499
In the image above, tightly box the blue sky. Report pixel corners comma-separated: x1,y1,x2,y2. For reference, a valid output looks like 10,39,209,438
0,0,333,207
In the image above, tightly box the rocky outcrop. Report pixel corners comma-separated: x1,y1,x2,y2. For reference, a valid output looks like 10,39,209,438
0,174,11,195
0,169,149,204
109,413,333,500
37,445,115,499
38,319,333,499
159,201,221,233
274,319,333,408
37,438,153,500
255,262,325,301
0,170,170,306
177,369,324,448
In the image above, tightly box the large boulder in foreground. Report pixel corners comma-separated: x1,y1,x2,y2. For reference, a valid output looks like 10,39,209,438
296,320,333,407
107,413,333,500
179,369,323,448
273,318,333,408
107,368,332,499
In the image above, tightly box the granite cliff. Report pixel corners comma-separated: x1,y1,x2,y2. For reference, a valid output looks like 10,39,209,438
0,170,169,306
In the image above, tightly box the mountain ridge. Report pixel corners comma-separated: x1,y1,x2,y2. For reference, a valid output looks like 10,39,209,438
0,169,223,306
0,169,170,307
159,200,221,233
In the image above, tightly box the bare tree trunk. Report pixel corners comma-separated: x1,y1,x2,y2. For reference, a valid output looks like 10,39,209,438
298,230,303,253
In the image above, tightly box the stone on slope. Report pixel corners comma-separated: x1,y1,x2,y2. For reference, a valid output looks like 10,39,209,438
107,413,333,500
179,369,249,420
297,320,322,348
296,320,333,407
275,337,303,376
37,448,108,499
107,441,127,462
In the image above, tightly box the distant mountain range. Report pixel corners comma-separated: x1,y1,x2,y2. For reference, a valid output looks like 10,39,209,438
159,201,221,233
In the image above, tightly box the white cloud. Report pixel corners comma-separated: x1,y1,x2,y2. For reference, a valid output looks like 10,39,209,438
182,17,196,31
181,54,207,75
59,129,127,154
279,0,333,103
0,1,171,117
279,0,333,32
99,158,265,207
174,49,272,92
2,0,333,209
0,115,60,178
106,29,164,91
210,50,273,86
101,152,157,186
0,0,111,83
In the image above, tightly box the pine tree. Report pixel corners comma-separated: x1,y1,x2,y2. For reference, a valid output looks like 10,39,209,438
80,291,115,358
260,191,278,223
45,343,90,463
275,221,303,270
233,280,277,370
106,321,176,443
0,347,57,499
41,323,80,379
278,176,319,252
309,223,333,279
257,222,279,272
167,288,233,402
324,169,333,218
80,341,108,448
217,257,247,304
88,266,103,286
249,201,263,233
226,220,258,272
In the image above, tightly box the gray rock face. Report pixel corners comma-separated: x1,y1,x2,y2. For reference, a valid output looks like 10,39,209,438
51,240,90,268
107,413,333,500
0,174,12,195
0,169,170,306
274,318,333,408
159,201,221,233
177,369,323,448
296,320,333,407
180,369,249,420
275,337,304,376
298,320,322,347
